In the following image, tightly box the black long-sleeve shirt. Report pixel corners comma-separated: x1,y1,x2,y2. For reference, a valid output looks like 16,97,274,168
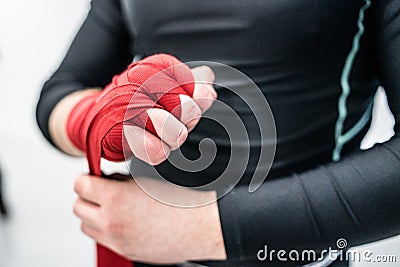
36,0,400,266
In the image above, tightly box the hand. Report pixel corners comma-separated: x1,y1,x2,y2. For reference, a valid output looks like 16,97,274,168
123,62,217,166
73,175,227,264
65,54,217,175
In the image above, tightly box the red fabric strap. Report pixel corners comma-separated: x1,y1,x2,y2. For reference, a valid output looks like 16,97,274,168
97,244,133,267
67,93,132,267
67,94,97,152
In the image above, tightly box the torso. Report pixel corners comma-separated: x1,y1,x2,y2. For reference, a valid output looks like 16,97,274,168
121,0,379,185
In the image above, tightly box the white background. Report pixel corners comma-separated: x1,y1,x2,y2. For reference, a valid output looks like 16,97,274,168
0,0,398,266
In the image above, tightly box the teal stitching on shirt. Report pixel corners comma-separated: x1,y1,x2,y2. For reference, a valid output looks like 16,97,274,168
340,100,373,143
333,0,372,162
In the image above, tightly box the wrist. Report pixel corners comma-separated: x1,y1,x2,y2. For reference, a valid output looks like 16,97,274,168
186,197,227,262
49,89,100,156
66,93,98,153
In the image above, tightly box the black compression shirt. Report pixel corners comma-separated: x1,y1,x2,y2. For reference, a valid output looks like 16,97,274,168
36,0,400,266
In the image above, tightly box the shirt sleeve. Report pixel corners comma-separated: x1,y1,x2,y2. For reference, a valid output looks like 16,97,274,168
217,0,400,260
36,0,133,146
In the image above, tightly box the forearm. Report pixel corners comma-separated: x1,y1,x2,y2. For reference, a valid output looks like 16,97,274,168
218,134,400,260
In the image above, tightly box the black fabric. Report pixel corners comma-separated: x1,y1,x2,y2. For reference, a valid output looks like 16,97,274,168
219,138,400,260
36,0,400,266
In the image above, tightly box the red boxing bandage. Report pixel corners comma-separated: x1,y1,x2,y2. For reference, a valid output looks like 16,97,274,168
66,54,195,267
67,53,194,174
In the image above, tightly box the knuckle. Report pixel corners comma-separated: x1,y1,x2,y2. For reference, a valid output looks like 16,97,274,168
200,66,215,81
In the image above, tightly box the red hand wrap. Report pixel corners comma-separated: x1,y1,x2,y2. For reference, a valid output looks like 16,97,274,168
66,54,195,267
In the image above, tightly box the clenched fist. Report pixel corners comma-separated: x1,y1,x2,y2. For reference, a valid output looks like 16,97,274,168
66,54,216,174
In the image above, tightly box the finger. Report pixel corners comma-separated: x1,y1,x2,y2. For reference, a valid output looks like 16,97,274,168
73,197,101,229
191,66,217,112
147,108,188,150
124,125,171,165
179,94,201,131
74,175,112,204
